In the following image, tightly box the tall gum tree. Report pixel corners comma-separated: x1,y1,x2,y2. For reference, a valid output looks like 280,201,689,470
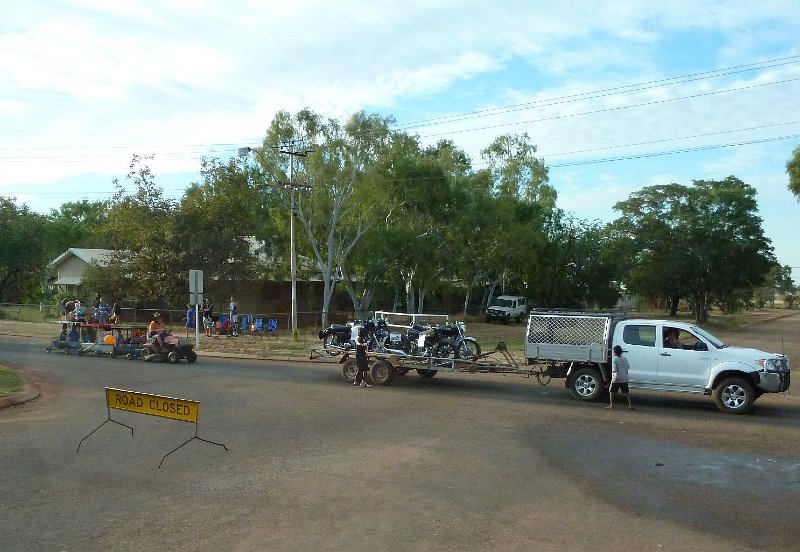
253,109,393,327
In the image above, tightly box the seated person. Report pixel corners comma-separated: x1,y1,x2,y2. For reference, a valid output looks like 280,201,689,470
663,328,682,349
148,312,168,351
66,326,80,343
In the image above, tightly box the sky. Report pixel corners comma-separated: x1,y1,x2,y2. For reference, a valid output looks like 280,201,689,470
2,0,800,281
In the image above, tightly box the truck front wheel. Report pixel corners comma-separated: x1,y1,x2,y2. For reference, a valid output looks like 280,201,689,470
714,377,754,414
569,367,605,402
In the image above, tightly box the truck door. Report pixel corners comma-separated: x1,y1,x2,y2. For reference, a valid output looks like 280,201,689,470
618,323,660,388
655,325,711,391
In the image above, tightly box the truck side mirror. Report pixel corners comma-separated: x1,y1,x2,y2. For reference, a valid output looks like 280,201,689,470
694,342,708,351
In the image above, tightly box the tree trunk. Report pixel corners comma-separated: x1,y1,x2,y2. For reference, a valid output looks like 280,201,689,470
417,286,426,314
669,295,679,317
485,281,498,311
405,274,415,313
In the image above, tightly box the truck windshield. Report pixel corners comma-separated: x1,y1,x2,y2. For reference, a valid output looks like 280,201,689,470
691,326,728,349
493,299,513,307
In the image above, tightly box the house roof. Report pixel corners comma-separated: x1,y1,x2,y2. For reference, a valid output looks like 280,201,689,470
49,248,115,268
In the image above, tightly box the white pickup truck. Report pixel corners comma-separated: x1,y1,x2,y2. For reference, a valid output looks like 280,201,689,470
524,310,790,414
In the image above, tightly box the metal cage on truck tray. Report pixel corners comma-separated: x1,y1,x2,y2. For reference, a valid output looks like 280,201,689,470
525,310,625,363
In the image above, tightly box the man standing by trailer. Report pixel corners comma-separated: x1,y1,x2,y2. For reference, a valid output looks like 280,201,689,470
229,296,239,337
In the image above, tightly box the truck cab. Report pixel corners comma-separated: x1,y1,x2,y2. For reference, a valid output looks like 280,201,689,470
486,295,527,323
616,319,790,412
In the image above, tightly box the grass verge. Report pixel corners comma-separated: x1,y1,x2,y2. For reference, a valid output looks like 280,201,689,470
0,368,23,397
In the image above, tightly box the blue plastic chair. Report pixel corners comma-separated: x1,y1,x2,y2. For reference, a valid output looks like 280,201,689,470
252,318,264,338
265,318,278,339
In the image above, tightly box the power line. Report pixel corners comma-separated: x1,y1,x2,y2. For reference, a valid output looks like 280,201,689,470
2,55,799,157
416,76,800,140
393,55,800,130
548,133,800,168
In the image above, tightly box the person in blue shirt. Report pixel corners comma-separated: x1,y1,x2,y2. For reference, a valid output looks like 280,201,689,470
184,304,196,336
96,297,112,325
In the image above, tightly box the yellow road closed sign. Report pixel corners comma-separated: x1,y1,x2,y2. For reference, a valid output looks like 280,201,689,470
105,388,199,423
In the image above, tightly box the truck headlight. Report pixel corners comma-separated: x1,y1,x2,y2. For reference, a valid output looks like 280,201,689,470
758,359,786,373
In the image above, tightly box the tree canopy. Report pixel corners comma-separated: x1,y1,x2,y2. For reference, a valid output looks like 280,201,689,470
2,110,788,322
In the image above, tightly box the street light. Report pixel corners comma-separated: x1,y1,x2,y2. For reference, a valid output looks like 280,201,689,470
239,143,312,337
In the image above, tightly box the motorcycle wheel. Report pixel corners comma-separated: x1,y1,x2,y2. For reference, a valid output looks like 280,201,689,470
322,334,342,356
455,338,481,360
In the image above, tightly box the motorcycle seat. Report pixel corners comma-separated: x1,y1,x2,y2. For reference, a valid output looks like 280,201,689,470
330,324,351,331
411,323,431,332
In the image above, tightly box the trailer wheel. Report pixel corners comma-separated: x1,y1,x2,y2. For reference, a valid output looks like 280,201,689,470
714,377,754,414
341,359,357,383
569,367,604,402
416,369,437,378
126,353,133,360
370,360,395,386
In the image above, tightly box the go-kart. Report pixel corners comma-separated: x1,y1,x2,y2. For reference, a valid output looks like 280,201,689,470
141,332,197,363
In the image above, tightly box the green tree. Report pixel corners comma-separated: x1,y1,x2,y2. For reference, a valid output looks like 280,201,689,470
787,144,800,199
47,200,111,250
611,177,774,323
104,155,182,304
251,109,394,327
0,197,51,302
175,157,261,297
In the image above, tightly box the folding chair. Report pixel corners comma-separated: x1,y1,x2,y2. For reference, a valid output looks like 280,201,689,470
265,318,278,339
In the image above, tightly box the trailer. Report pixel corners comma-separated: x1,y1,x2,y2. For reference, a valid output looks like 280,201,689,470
332,341,551,386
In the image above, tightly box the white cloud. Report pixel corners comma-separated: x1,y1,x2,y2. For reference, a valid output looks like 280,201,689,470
1,0,800,275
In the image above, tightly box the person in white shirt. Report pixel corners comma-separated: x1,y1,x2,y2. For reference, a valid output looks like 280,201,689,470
607,345,635,410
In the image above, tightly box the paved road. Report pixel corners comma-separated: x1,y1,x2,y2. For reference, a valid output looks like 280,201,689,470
1,315,799,552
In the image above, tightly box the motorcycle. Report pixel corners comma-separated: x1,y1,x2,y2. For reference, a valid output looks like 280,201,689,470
318,317,390,356
141,332,197,363
439,321,482,360
383,321,457,359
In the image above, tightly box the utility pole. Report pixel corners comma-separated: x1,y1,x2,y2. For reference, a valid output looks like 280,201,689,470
239,141,312,338
278,140,312,339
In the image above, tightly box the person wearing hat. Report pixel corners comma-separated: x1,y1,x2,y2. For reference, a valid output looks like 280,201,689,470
148,312,167,351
